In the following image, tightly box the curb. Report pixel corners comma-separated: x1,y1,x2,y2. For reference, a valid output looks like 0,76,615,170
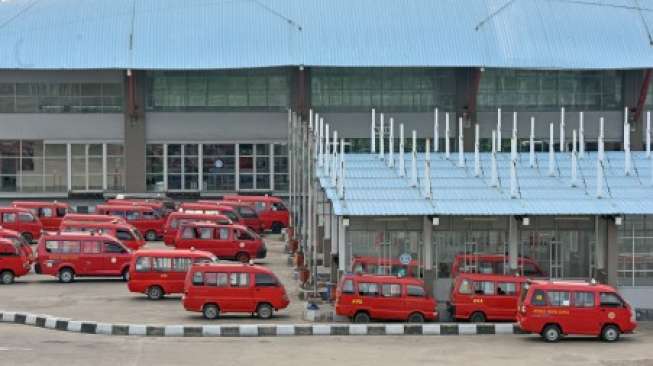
0,310,522,337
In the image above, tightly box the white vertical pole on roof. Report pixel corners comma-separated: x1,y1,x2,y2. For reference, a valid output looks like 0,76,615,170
529,116,535,168
445,113,451,159
379,113,384,160
497,108,502,152
458,117,465,167
647,111,651,158
513,111,518,137
332,130,338,187
491,130,499,187
597,130,605,198
511,117,517,163
371,109,376,154
571,130,578,187
338,138,345,199
560,107,565,152
399,124,405,177
510,132,518,198
548,123,555,177
625,122,632,176
474,123,481,177
434,108,439,152
599,117,605,162
389,118,395,167
425,139,432,199
579,111,585,159
325,123,330,176
411,130,418,187
318,117,324,167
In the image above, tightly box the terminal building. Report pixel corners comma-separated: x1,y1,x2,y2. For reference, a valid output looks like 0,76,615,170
1,1,652,312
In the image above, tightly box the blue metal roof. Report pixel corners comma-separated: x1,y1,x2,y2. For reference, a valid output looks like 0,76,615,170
1,0,653,69
318,151,653,216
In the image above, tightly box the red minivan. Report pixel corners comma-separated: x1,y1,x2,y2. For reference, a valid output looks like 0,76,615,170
451,254,546,278
183,262,289,319
517,280,637,342
12,201,71,231
163,212,231,246
128,249,216,300
106,199,169,218
352,256,422,277
335,273,438,323
60,221,146,250
95,204,165,241
175,222,266,262
449,273,528,322
35,232,132,283
62,213,127,225
0,207,42,243
0,237,31,284
199,200,264,233
0,227,35,264
178,202,241,224
223,195,289,233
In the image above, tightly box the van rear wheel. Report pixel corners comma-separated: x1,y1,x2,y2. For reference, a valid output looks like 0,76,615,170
1,270,15,285
601,325,620,342
257,303,273,319
407,312,425,323
203,304,220,320
236,252,250,263
470,312,486,323
542,324,561,342
147,285,164,300
353,311,371,323
59,268,75,283
145,230,157,241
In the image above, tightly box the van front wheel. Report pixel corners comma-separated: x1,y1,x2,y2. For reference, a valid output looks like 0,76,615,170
1,270,15,285
145,230,157,241
59,268,75,283
257,303,273,319
407,312,425,323
542,324,561,342
353,311,371,323
470,312,486,323
203,304,220,320
601,325,620,342
147,285,164,300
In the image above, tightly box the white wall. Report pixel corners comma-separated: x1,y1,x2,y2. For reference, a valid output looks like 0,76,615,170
0,113,124,141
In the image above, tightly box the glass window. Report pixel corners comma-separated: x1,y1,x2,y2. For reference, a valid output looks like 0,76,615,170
531,289,547,306
40,207,54,217
497,283,517,296
229,272,250,287
358,282,379,296
574,292,595,308
600,292,624,308
218,228,230,240
81,241,101,254
458,279,473,294
407,285,426,297
116,230,133,241
255,273,279,287
382,283,401,297
18,212,34,222
342,279,354,294
172,257,192,272
235,229,253,241
181,227,196,239
135,257,152,272
0,82,122,113
474,281,495,295
547,291,571,307
192,271,203,285
104,242,125,253
2,213,16,223
199,227,213,240
153,257,172,272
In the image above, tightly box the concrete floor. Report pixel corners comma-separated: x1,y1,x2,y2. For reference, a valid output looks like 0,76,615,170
0,235,310,324
1,323,652,366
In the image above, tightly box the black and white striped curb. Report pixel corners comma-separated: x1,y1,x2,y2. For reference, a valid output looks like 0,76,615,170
0,310,521,337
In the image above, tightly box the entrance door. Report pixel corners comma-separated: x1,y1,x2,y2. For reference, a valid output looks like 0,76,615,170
520,230,593,280
71,144,103,192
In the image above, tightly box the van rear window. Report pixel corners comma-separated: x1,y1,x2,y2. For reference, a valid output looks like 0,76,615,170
45,240,80,253
358,282,379,296
531,289,546,306
547,291,571,307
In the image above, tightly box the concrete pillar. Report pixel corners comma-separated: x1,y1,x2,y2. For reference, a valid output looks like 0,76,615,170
508,216,519,272
606,219,619,286
330,212,338,282
595,216,607,271
123,70,147,192
337,216,346,277
422,216,434,297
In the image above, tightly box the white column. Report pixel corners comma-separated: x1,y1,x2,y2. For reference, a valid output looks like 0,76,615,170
599,118,605,162
560,107,566,152
389,118,395,167
434,108,439,152
424,139,432,199
318,117,324,167
497,108,502,152
510,133,518,198
579,111,585,159
548,123,555,177
399,124,405,177
331,130,338,186
625,122,632,176
371,109,376,154
597,132,605,198
647,111,651,158
491,130,498,187
458,117,465,167
411,130,417,187
379,113,384,160
325,123,330,176
102,143,107,191
337,216,346,272
529,116,535,168
512,111,518,137
571,130,577,187
445,113,450,159
474,123,480,177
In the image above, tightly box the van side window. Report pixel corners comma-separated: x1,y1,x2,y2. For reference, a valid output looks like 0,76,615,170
235,229,253,241
153,257,172,271
2,213,16,223
547,291,571,307
382,283,401,297
458,279,473,294
254,202,266,212
574,292,595,308
531,289,547,306
116,230,133,241
523,263,541,277
142,211,157,220
126,211,140,220
109,210,125,217
255,273,279,287
497,282,517,296
230,272,250,288
135,257,152,272
40,207,54,217
181,227,196,239
474,281,495,295
218,228,230,240
56,207,67,217
407,285,426,297
600,292,624,308
199,228,213,240
170,219,179,229
104,242,125,253
342,279,354,294
239,207,257,218
81,240,101,254
172,257,192,272
358,282,379,296
192,271,203,285
272,202,286,211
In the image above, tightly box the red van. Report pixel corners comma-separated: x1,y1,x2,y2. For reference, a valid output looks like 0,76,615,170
0,227,35,264
128,249,216,300
178,202,241,224
199,200,264,233
517,280,637,342
352,256,422,277
223,195,289,233
62,213,127,225
0,237,31,284
449,273,528,322
451,254,546,278
163,212,232,246
12,201,71,231
174,221,266,262
183,262,289,319
60,221,146,250
106,199,169,218
335,273,437,323
0,207,42,243
35,232,132,283
95,204,164,241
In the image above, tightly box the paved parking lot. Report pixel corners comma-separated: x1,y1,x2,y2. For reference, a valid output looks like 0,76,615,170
0,234,309,324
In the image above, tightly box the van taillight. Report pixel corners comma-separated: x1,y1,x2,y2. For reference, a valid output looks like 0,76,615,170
520,304,526,314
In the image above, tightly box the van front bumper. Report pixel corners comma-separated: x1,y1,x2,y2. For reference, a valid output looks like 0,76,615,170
256,246,267,259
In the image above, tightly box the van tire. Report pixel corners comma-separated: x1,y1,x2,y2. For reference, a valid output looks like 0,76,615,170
353,311,371,323
147,286,164,300
601,324,620,342
122,268,130,282
542,324,562,342
145,230,157,241
407,312,425,323
257,303,274,319
1,270,15,285
271,222,283,234
59,268,75,283
470,312,486,323
203,304,220,320
21,232,33,244
236,252,250,263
